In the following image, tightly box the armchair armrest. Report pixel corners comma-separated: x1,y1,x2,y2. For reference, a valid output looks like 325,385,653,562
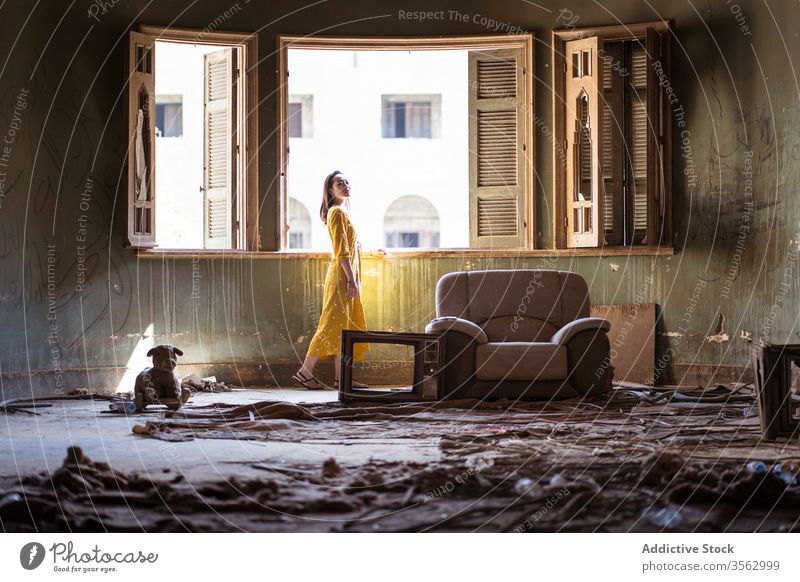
425,317,488,344
551,317,610,345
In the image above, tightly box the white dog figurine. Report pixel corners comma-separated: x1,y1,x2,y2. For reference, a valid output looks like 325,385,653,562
134,345,191,412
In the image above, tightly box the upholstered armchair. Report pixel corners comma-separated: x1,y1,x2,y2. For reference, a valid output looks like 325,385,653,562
425,270,611,400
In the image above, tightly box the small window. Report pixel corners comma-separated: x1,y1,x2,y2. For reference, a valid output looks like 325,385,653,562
387,232,420,248
288,94,313,138
381,95,441,138
155,95,183,137
287,103,302,137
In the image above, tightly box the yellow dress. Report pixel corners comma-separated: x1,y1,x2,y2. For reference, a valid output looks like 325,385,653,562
306,206,369,361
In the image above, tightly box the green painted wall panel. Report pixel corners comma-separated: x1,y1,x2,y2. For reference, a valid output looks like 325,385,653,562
0,0,797,396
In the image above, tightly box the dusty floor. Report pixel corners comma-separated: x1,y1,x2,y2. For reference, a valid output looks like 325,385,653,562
1,389,429,483
1,385,799,532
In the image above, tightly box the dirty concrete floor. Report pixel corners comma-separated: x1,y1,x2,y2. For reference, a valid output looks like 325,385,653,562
2,385,799,533
0,389,440,489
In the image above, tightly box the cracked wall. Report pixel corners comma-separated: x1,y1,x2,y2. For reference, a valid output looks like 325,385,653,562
0,0,797,398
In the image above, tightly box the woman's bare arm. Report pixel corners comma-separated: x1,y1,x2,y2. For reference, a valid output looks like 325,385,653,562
340,258,358,299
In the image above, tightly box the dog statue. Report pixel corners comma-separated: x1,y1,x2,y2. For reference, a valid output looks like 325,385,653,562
134,344,191,412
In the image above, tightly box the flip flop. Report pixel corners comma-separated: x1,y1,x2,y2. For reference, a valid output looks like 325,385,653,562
292,370,327,390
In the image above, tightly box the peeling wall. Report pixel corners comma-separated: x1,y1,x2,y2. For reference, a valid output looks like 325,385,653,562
0,0,798,398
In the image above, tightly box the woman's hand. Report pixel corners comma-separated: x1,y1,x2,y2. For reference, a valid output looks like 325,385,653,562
346,280,359,299
341,259,358,299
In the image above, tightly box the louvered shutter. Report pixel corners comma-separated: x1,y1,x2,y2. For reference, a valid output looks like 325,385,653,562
468,48,526,248
645,27,667,245
126,31,157,248
203,48,234,249
601,43,624,245
565,37,603,247
629,43,649,242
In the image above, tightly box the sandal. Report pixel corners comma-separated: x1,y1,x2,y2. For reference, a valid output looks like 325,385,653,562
292,370,327,390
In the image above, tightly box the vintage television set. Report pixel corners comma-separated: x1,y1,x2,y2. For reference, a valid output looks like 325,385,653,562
339,330,445,402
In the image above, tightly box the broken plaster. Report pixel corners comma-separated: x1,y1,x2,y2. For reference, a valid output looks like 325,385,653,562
662,331,684,338
706,313,730,343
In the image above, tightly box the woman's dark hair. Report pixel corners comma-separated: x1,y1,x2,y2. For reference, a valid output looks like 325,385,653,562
320,170,342,224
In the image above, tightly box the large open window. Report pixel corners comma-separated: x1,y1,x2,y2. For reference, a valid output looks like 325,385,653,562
277,35,534,252
125,27,257,250
552,21,672,249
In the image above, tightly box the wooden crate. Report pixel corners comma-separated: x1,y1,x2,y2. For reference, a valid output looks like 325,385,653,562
752,343,800,440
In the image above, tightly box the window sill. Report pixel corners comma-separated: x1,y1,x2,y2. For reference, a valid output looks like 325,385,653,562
136,246,676,259
361,246,676,258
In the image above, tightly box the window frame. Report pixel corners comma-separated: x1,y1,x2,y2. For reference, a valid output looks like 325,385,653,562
130,25,259,253
551,20,673,251
276,34,535,252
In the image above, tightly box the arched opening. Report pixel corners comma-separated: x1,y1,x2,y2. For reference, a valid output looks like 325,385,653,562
288,198,312,249
383,196,440,248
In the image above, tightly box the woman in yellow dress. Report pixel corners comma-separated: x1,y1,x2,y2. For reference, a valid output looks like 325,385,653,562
293,171,369,389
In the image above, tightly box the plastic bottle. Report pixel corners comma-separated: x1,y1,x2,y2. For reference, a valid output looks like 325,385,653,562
109,401,136,414
745,461,767,473
513,478,534,495
646,506,681,527
773,462,798,485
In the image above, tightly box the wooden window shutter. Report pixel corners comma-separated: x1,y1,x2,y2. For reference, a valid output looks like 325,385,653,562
203,48,235,249
468,48,526,248
629,43,649,242
564,37,603,247
646,27,668,245
126,31,157,248
601,43,624,246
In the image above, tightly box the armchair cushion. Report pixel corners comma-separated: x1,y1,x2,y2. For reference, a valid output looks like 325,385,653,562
475,342,568,382
425,317,488,344
551,317,611,345
480,316,559,343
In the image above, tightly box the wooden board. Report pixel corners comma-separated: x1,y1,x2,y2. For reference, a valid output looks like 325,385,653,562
591,303,655,385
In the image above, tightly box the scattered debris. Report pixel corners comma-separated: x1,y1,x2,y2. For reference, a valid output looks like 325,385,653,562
513,478,536,496
642,506,682,528
131,421,192,442
0,392,116,415
0,403,47,415
465,453,494,473
2,383,799,533
181,373,233,393
322,458,342,478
